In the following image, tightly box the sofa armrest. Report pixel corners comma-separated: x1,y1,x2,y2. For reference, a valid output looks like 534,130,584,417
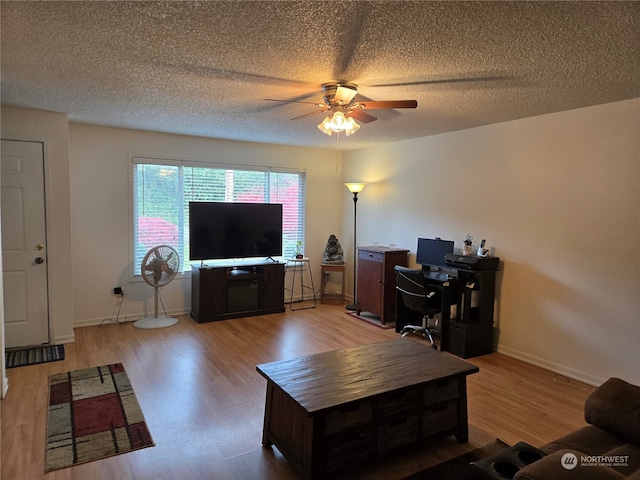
585,377,640,444
514,450,625,480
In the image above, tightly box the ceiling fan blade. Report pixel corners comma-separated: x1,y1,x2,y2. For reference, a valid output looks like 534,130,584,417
333,3,370,78
265,98,324,107
150,60,313,87
349,109,377,124
335,85,358,104
353,100,418,110
371,75,510,88
290,108,330,121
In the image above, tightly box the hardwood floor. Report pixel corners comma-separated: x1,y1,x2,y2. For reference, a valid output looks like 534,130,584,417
1,304,594,479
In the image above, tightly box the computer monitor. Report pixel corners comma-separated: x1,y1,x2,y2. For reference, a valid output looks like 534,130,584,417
416,238,454,269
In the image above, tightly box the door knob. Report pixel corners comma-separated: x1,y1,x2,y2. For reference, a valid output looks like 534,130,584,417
35,257,44,264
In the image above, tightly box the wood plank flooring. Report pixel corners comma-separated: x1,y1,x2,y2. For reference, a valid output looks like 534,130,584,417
1,304,594,480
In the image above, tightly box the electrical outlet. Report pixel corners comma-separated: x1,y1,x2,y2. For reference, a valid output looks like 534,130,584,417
113,287,123,295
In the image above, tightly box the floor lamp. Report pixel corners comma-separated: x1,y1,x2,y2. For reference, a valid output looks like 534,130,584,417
344,182,366,311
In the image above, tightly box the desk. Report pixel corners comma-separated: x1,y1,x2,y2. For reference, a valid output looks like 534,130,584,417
320,263,346,304
285,258,317,310
395,267,499,358
256,339,479,479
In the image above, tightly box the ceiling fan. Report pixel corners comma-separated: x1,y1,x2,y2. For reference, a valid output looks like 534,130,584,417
265,82,417,136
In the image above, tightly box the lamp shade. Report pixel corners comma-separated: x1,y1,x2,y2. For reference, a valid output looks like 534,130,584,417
318,116,333,135
345,182,366,193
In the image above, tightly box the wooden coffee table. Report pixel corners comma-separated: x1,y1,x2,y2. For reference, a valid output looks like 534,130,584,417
256,338,479,479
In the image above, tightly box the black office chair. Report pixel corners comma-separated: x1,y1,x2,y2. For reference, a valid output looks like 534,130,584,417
395,266,441,349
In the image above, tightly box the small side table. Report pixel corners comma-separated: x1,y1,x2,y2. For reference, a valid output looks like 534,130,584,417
320,263,346,305
285,258,317,310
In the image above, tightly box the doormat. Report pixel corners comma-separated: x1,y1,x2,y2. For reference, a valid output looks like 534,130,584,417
401,439,510,480
345,311,395,329
45,363,154,472
5,344,65,368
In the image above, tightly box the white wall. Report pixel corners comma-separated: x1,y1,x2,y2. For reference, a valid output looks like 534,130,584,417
342,99,640,386
1,107,75,347
68,124,343,324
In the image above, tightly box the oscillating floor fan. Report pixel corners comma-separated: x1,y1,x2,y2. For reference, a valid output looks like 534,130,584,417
134,245,180,329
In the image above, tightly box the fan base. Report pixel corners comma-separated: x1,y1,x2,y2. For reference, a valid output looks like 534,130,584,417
133,316,179,329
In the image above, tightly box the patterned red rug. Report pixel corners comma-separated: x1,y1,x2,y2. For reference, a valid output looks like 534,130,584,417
45,363,154,472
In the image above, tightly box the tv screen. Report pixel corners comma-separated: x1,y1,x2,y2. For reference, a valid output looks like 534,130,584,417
189,202,283,260
416,238,454,268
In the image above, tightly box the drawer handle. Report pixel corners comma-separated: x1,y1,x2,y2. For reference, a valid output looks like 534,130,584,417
368,253,374,257
433,381,450,389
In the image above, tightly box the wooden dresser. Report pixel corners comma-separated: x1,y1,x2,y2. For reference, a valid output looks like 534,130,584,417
356,246,409,324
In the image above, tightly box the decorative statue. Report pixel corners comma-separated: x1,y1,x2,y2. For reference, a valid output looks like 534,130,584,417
323,234,345,264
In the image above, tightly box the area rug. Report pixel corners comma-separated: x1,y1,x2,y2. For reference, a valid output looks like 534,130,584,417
5,344,65,368
402,439,510,480
345,311,395,330
45,363,154,472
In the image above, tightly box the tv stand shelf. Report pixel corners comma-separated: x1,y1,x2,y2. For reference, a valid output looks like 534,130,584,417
190,260,285,323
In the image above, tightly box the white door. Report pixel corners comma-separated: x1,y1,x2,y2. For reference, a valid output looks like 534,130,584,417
1,140,49,347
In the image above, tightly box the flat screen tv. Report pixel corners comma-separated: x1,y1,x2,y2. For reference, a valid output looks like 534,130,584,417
189,202,283,261
416,237,454,269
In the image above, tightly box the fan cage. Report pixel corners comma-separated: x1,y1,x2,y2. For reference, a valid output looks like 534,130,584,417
141,245,180,287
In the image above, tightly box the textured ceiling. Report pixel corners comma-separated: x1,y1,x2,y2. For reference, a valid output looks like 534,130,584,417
2,1,639,151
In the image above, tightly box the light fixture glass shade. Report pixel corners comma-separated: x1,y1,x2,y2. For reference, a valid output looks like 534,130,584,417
345,182,366,193
330,111,347,131
345,121,360,136
318,116,333,135
318,111,360,136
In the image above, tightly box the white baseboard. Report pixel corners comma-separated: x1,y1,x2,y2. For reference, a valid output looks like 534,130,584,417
74,308,190,328
496,344,604,387
53,333,76,344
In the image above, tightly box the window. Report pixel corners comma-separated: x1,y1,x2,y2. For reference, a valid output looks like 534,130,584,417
133,158,305,274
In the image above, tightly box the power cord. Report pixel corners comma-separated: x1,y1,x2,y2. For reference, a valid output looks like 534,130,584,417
100,291,126,325
158,289,169,317
114,293,124,322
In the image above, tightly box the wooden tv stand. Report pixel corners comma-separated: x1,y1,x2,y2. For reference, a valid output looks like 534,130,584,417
190,260,285,323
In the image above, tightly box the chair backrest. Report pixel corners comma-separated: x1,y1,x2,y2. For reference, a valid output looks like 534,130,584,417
395,266,441,315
